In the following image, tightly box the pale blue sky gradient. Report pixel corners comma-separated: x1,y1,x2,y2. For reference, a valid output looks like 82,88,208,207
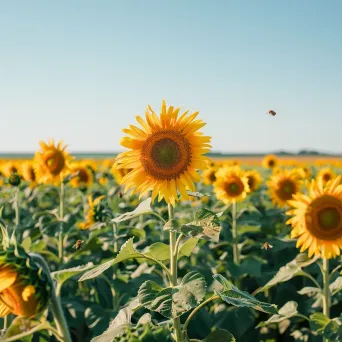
1,1,341,153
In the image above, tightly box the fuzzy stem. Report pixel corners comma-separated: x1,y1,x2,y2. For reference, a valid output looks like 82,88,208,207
14,187,20,229
58,181,64,262
231,200,241,288
168,204,182,342
322,258,330,318
30,253,72,342
113,223,118,253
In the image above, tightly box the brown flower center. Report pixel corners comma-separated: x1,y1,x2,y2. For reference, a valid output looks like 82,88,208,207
224,178,244,197
141,131,191,180
44,150,65,176
276,179,296,201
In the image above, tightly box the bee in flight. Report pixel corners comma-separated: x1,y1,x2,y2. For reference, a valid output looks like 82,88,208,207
73,240,85,250
267,110,276,116
261,242,273,250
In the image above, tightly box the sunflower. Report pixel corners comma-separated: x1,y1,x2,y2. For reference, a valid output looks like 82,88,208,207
79,195,106,230
111,162,132,185
2,161,20,177
34,140,72,185
262,154,278,169
245,170,262,192
316,167,336,185
21,162,37,186
213,166,250,204
115,100,211,206
286,176,342,259
292,166,311,180
0,246,51,318
267,170,301,207
69,162,94,188
203,166,218,185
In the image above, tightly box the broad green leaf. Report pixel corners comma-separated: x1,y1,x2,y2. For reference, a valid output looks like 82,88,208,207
143,242,170,261
202,329,236,342
238,225,260,235
309,312,331,335
330,276,342,294
181,209,222,242
179,238,199,258
79,238,142,281
21,237,32,251
257,301,298,327
112,198,152,223
323,320,342,341
51,263,94,285
138,272,207,319
213,274,278,314
91,307,132,342
297,287,321,296
163,219,182,232
295,253,320,267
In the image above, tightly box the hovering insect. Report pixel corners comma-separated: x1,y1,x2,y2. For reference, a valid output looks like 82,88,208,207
261,242,273,250
118,191,123,198
267,110,276,116
73,240,85,250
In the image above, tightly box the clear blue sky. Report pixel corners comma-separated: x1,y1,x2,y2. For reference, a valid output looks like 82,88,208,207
1,1,341,154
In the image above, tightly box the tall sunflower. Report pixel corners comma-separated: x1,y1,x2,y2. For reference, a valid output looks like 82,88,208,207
34,140,72,185
245,170,262,193
262,154,278,169
267,169,301,208
203,166,218,185
213,166,250,204
116,100,211,206
79,195,106,230
110,161,132,185
286,176,342,259
2,161,20,177
21,162,37,186
316,167,336,185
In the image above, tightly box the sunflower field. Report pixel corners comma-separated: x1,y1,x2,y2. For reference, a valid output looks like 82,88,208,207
0,101,342,342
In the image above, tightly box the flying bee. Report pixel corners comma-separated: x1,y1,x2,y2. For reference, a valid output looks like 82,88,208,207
261,242,273,250
73,240,84,250
267,110,276,116
118,191,123,198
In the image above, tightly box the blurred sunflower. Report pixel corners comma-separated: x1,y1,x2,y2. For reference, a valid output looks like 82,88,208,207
111,162,132,185
116,100,211,206
21,162,37,186
0,246,51,318
316,167,336,185
69,162,94,189
79,195,106,230
245,170,262,193
203,166,218,185
286,176,342,259
262,154,278,169
2,161,20,177
213,166,250,203
267,170,301,207
34,140,72,185
292,166,311,180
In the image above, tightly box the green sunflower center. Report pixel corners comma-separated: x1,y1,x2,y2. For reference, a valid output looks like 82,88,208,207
318,208,341,230
151,139,180,168
228,182,240,194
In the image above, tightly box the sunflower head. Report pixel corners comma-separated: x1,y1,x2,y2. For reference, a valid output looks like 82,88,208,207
245,170,262,192
21,162,37,186
286,176,342,259
0,246,51,318
69,162,94,189
202,166,218,185
262,154,278,169
2,162,20,178
213,166,250,204
316,167,336,185
34,140,72,185
267,169,302,208
115,100,211,206
79,195,106,230
111,160,132,185
292,166,311,180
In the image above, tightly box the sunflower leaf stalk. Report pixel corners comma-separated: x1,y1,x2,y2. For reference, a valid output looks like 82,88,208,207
58,180,64,262
168,203,182,342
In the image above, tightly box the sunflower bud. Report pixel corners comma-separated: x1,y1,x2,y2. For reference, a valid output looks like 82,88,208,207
0,246,51,318
8,172,21,187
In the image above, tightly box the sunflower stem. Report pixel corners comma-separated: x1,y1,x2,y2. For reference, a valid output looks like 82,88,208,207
58,180,64,262
113,223,118,253
14,186,20,229
322,258,330,318
168,203,182,342
231,200,241,288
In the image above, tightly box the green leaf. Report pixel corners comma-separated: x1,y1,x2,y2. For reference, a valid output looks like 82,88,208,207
257,301,298,327
309,312,331,335
163,219,182,232
138,271,207,319
91,307,132,342
179,238,199,258
51,263,94,286
143,242,170,261
21,237,32,252
297,287,321,296
202,329,236,342
112,198,153,223
213,274,278,314
181,209,222,242
79,238,142,281
186,191,209,198
330,276,342,294
323,320,342,341
238,225,260,235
